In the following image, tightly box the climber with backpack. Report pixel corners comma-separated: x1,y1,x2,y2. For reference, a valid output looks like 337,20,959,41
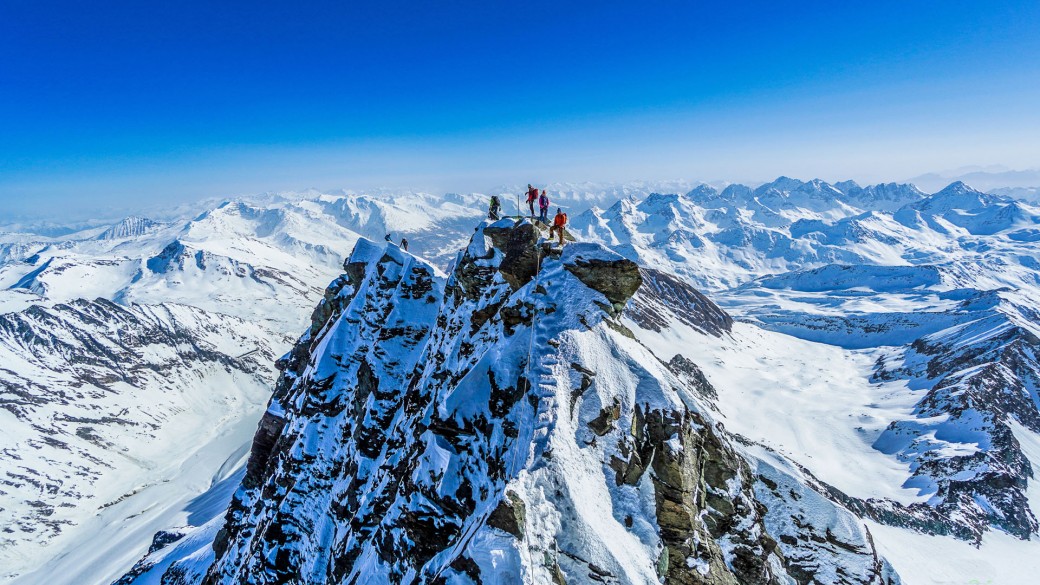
488,195,502,220
538,190,550,224
549,207,568,246
526,184,539,218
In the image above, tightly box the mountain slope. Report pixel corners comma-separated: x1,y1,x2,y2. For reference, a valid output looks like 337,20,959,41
565,179,1040,564
0,298,287,583
0,190,487,584
5,179,1039,584
124,221,901,585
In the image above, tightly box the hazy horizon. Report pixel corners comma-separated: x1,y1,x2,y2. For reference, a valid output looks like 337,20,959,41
3,168,1039,227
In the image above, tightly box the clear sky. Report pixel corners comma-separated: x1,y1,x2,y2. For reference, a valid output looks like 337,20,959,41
2,0,1039,217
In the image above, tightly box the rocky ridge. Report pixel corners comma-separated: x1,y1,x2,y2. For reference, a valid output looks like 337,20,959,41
126,219,900,584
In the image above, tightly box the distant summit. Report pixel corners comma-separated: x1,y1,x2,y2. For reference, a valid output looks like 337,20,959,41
96,216,162,240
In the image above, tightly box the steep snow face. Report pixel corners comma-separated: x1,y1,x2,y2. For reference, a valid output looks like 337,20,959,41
129,222,901,585
0,299,286,584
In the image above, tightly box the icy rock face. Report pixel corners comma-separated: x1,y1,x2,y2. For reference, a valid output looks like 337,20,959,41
189,221,898,585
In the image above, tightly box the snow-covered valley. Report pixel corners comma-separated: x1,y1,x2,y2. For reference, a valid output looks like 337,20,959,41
2,178,1040,584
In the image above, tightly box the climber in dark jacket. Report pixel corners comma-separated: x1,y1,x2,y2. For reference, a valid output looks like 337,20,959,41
538,190,550,224
488,195,502,220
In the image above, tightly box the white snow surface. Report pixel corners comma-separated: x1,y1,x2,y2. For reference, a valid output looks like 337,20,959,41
631,319,927,505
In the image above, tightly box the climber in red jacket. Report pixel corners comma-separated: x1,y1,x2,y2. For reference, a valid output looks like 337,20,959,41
549,207,568,246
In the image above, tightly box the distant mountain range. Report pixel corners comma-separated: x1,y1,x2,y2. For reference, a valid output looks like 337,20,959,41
906,166,1040,194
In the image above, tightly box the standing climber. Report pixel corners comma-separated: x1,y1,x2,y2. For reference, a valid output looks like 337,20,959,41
549,207,568,246
488,195,502,220
526,184,539,218
538,190,550,224
400,238,409,251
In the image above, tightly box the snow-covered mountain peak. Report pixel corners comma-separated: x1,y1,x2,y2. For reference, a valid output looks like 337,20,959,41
6,181,1040,584
119,219,907,584
96,216,164,240
841,182,927,212
914,180,995,211
834,179,862,193
754,175,807,195
684,183,721,203
934,180,977,196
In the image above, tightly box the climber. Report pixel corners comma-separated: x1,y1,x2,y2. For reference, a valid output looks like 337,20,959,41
488,195,502,220
549,207,568,246
400,238,408,251
384,233,392,242
526,184,539,218
538,190,550,224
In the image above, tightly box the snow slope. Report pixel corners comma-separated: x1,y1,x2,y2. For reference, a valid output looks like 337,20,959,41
0,300,286,583
126,222,902,584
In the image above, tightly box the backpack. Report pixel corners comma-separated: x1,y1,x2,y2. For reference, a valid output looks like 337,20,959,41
490,195,501,207
539,194,549,207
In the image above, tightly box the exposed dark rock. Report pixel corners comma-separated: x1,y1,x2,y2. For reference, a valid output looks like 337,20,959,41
628,268,733,336
486,491,526,539
239,411,287,492
667,354,719,404
148,529,186,555
563,252,642,311
497,222,541,290
588,398,621,436
644,407,777,585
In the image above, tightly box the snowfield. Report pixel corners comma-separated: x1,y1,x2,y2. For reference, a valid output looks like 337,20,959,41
631,320,929,505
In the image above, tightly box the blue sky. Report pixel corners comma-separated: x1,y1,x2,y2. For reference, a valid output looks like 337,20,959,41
2,0,1039,216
